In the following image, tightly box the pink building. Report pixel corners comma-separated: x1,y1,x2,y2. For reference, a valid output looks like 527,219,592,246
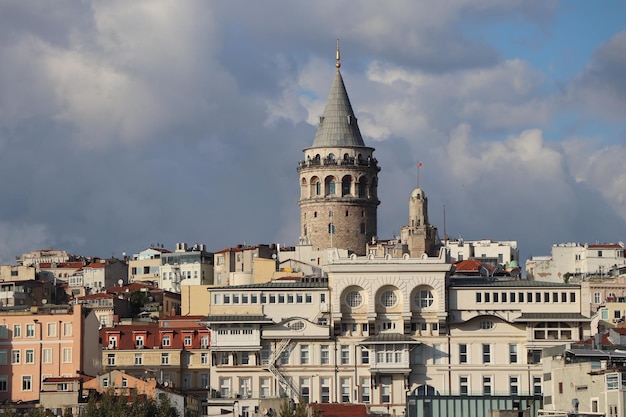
0,304,100,408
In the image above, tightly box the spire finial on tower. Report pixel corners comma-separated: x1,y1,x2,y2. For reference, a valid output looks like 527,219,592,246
336,39,341,68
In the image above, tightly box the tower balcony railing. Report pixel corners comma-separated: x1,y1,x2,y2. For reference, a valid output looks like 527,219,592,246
298,157,379,169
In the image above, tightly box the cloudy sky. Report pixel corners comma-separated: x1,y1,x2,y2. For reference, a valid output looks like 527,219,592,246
1,1,625,267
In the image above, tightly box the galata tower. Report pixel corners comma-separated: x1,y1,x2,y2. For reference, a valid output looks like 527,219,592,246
297,43,380,255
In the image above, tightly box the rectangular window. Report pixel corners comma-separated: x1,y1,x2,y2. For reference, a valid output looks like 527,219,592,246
22,375,32,391
161,353,169,365
341,377,350,403
482,344,491,364
509,376,519,395
260,377,270,398
459,344,468,364
220,378,230,398
0,325,8,339
162,335,171,347
509,344,518,364
47,322,57,337
527,292,532,302
510,292,516,302
483,376,492,395
107,354,115,366
484,292,490,302
0,351,6,365
361,348,369,364
433,344,443,364
300,345,309,365
341,345,350,365
561,292,567,302
381,377,391,403
493,292,499,302
501,292,507,302
26,324,35,337
11,350,20,364
300,378,310,403
201,335,209,348
184,335,192,346
361,377,370,403
63,348,72,363
320,345,330,365
25,349,35,364
0,376,7,392
135,336,144,348
240,351,249,365
135,353,142,365
13,325,21,338
321,377,331,403
201,352,209,364
533,377,542,395
43,348,52,364
519,292,524,302
460,376,469,395
476,292,482,303
570,292,576,302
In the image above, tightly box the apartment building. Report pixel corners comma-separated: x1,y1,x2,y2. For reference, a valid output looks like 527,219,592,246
526,242,626,282
129,246,171,286
100,315,210,396
0,304,100,409
213,244,278,286
159,242,214,292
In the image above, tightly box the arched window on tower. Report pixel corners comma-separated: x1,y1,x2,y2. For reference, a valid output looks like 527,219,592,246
342,176,351,196
325,177,335,196
360,223,365,234
328,224,335,234
358,178,369,198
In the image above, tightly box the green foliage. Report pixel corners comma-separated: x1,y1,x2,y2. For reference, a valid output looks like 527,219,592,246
130,290,149,316
277,399,309,417
80,390,179,417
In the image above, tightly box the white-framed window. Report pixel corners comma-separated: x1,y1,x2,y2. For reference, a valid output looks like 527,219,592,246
459,344,468,364
300,377,310,403
201,335,209,349
321,345,330,365
135,336,144,348
25,349,35,364
360,377,370,403
260,377,270,398
380,376,391,403
184,335,192,346
361,348,369,364
300,345,309,365
347,291,363,307
482,344,491,364
22,375,32,391
161,353,169,365
415,289,434,308
26,324,35,338
509,376,519,395
341,377,351,403
341,345,350,365
63,347,72,363
594,292,601,304
201,353,209,364
162,335,171,347
107,354,115,366
43,348,53,364
135,353,142,365
509,344,518,363
433,344,443,364
13,324,21,338
122,378,128,388
103,377,109,388
47,322,57,337
482,376,492,395
219,377,230,398
11,349,20,364
459,376,469,395
533,377,542,395
381,291,397,307
321,377,331,403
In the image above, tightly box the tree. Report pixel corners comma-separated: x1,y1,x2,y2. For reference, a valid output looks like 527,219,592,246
277,399,309,417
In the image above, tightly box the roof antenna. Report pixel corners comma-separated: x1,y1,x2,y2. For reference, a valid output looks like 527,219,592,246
336,39,341,69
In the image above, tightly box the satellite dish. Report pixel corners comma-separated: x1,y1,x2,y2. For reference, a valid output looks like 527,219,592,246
492,265,503,276
478,265,490,277
118,279,124,286
42,299,47,305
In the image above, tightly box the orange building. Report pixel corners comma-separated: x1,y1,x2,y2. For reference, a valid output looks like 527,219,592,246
0,304,100,408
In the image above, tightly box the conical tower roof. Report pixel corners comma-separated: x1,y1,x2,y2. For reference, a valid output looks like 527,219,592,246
311,69,365,148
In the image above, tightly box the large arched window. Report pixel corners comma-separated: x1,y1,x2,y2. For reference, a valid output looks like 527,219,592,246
346,291,363,308
325,177,335,196
381,291,397,307
358,177,368,198
310,177,321,197
415,288,434,309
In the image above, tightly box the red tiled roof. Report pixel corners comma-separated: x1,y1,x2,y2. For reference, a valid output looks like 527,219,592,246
588,243,623,249
39,262,84,269
310,403,369,417
453,259,492,272
107,282,158,293
43,376,82,383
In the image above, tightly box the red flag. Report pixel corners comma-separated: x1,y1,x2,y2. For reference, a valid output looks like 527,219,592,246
418,162,423,167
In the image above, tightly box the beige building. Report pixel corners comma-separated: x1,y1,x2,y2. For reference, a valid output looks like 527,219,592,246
445,239,520,266
213,244,278,286
0,304,100,409
159,242,214,292
0,265,37,282
526,242,626,282
17,249,78,267
129,246,171,285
